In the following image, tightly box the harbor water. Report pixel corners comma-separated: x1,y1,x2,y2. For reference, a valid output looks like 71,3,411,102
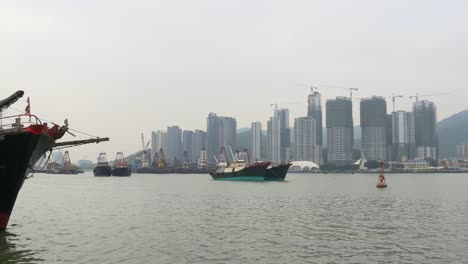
1,173,468,263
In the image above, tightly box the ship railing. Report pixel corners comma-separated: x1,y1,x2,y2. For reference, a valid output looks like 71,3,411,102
0,113,42,131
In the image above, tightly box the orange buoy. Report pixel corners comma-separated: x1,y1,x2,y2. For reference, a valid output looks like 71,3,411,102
376,162,387,188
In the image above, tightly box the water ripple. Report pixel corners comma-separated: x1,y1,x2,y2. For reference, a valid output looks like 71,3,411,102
1,173,468,263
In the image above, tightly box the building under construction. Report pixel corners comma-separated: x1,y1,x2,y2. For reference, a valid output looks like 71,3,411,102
360,96,388,161
413,100,437,160
326,97,354,165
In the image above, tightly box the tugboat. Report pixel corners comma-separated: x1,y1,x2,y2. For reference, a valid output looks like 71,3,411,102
265,163,292,181
112,152,131,177
93,152,112,176
209,147,269,181
0,91,109,230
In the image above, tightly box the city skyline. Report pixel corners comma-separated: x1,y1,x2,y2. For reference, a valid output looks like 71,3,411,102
2,0,467,160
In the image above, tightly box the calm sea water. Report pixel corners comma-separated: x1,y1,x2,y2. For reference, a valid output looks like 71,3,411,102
1,172,468,263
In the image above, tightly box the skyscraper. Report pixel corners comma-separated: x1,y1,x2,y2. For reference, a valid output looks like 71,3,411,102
294,117,320,164
206,113,220,165
391,111,416,162
413,100,437,160
267,114,281,164
182,130,194,162
360,96,388,161
276,109,290,162
326,97,353,165
191,130,206,163
206,113,237,165
219,116,237,152
151,130,167,162
307,91,323,146
251,122,262,162
457,142,468,160
166,126,182,164
267,109,289,164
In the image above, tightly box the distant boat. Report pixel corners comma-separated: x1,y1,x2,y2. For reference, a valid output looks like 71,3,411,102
93,153,112,177
133,148,212,174
47,151,79,174
112,152,131,177
265,163,292,181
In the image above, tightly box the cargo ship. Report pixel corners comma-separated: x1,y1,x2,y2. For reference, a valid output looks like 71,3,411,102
210,160,270,181
112,152,131,176
0,90,109,230
209,147,269,181
265,163,292,181
46,151,79,174
93,152,112,176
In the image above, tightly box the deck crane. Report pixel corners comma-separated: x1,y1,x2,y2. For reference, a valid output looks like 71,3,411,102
409,93,448,102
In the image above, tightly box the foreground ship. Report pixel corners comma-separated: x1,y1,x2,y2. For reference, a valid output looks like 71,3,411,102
0,91,109,230
210,160,270,181
265,163,292,181
112,152,131,177
93,153,112,176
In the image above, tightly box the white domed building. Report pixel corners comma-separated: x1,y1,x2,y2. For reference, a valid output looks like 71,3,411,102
289,161,320,172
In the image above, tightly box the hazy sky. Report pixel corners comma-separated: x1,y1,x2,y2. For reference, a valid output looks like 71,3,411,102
1,0,467,160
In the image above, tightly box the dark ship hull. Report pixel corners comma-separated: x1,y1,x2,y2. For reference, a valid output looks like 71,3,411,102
265,163,292,181
1,131,54,230
112,167,131,177
134,167,212,174
210,163,268,181
93,166,112,176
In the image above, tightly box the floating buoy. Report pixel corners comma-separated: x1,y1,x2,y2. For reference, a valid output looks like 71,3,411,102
376,162,387,188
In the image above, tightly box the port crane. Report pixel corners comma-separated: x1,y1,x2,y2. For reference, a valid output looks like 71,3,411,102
409,93,448,102
140,133,150,168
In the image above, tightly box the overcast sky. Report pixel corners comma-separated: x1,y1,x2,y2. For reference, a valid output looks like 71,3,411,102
1,0,467,160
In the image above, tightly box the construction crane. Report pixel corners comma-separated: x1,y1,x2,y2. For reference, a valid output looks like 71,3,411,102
391,95,403,112
298,84,319,93
409,93,448,102
270,102,301,111
320,85,359,100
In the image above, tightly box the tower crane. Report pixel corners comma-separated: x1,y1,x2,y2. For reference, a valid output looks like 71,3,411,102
297,84,319,93
409,93,448,102
320,85,359,100
270,102,301,111
270,103,278,111
391,95,403,112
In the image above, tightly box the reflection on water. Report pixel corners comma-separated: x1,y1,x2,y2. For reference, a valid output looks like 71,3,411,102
0,231,43,263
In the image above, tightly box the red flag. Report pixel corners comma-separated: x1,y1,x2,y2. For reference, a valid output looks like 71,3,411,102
25,97,30,114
